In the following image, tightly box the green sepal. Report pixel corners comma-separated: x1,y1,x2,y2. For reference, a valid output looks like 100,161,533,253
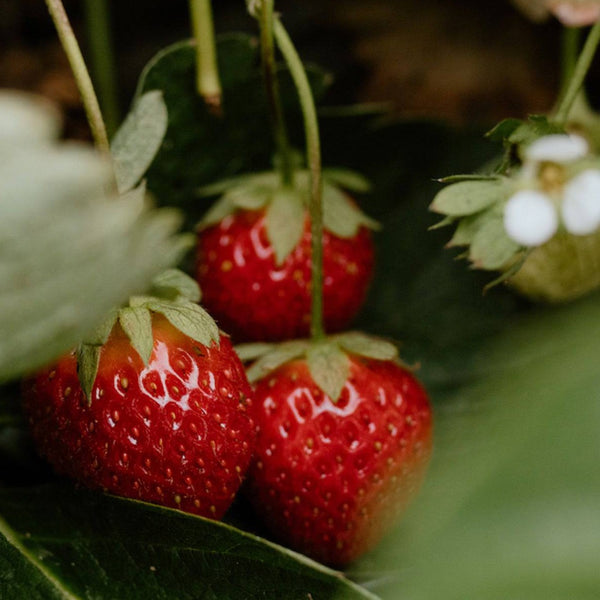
150,268,201,303
322,182,380,238
485,118,523,143
430,180,508,217
83,309,118,346
447,207,498,248
76,344,102,406
469,216,521,270
146,299,219,347
429,215,455,231
118,306,153,365
482,249,532,294
436,174,500,184
508,115,565,149
234,342,276,362
265,189,306,265
323,168,372,193
196,169,378,247
306,342,351,402
334,331,398,361
245,340,310,383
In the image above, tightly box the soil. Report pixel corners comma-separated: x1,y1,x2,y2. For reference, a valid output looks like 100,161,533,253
0,0,566,139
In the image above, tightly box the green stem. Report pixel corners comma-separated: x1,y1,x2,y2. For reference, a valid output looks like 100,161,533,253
189,0,222,111
44,0,110,155
560,27,581,94
83,0,120,138
273,17,324,340
554,21,600,127
258,0,294,187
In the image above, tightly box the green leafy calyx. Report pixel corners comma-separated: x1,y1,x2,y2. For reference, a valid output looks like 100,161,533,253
239,331,399,402
197,169,378,265
77,269,218,403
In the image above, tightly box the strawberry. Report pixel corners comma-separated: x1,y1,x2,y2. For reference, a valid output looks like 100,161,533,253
240,333,433,566
195,169,378,342
22,270,256,520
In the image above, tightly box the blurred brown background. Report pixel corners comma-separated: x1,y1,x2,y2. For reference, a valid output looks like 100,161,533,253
0,0,565,138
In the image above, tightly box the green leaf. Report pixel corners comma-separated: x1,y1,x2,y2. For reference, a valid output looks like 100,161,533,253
147,300,219,347
323,182,380,238
137,35,331,221
76,344,101,403
323,168,372,193
335,332,398,361
265,189,306,265
111,90,169,194
306,342,350,402
469,216,521,270
0,145,184,383
436,174,500,183
118,306,153,365
0,89,62,146
430,179,508,216
150,268,201,303
246,340,311,383
368,295,600,600
0,485,378,600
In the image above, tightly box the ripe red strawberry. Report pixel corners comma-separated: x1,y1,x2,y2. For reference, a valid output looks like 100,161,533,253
242,335,433,566
195,169,378,342
22,271,256,520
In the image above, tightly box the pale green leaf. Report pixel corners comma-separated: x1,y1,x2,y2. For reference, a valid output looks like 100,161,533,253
234,342,275,362
0,143,185,382
118,306,154,365
246,340,311,383
322,182,380,238
469,217,521,270
335,331,398,361
147,300,219,347
150,269,201,303
430,180,508,216
76,344,101,404
323,168,372,193
111,90,169,194
265,189,306,265
306,342,350,401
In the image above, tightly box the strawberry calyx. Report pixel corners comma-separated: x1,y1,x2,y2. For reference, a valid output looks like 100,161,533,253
237,331,401,402
77,268,219,402
196,168,379,266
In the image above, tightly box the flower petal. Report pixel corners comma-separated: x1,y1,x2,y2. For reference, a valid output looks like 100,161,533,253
550,2,600,26
525,134,589,164
562,169,600,235
504,190,558,246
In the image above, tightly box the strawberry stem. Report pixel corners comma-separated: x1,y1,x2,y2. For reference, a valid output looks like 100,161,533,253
273,17,324,340
554,21,600,127
189,0,222,112
257,0,295,187
44,0,110,157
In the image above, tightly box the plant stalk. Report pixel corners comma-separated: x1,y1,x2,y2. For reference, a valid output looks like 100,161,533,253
83,0,120,138
189,0,222,111
44,0,110,155
258,0,294,187
554,21,600,127
273,17,324,340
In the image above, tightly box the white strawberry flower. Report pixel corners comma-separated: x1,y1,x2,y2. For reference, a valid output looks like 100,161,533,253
504,134,600,246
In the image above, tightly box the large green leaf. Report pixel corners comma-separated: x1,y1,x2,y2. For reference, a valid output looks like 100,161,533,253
137,35,330,220
0,485,377,600
355,293,600,600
